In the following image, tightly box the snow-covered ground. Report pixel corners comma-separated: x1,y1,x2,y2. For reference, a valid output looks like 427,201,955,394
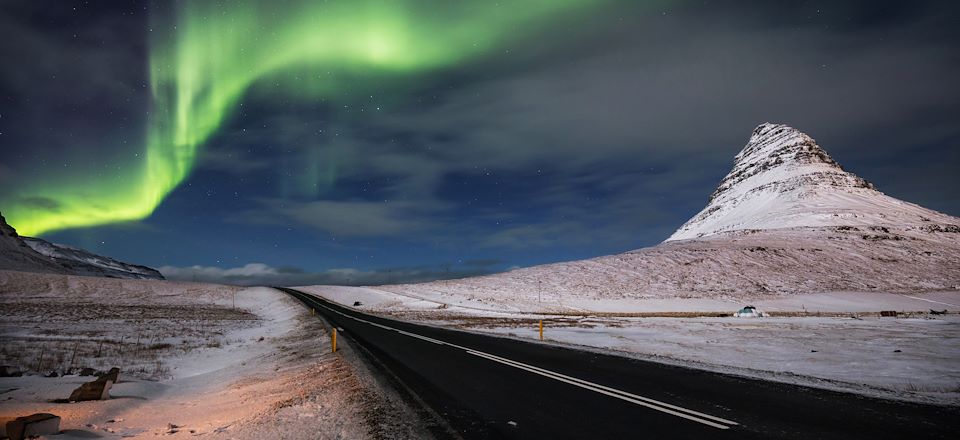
367,226,960,311
301,285,960,405
0,271,394,439
299,283,960,316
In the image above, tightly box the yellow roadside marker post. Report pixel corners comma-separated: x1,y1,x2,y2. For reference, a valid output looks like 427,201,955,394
332,328,337,353
538,279,544,341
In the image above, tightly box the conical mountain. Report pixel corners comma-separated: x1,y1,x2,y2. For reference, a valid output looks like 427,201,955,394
668,123,957,241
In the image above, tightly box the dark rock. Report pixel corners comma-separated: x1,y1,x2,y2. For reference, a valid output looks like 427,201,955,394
5,413,61,440
100,367,120,383
79,367,96,376
69,380,112,402
69,367,120,402
0,365,23,377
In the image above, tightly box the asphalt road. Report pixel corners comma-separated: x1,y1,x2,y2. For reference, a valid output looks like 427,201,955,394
278,287,960,439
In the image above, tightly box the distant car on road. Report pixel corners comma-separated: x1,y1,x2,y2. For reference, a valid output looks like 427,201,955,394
353,301,363,307
734,305,765,317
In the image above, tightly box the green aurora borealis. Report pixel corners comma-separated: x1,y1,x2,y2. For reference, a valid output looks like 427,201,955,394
4,0,597,237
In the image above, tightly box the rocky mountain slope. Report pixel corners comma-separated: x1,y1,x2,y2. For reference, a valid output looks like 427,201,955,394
668,123,957,241
372,124,960,308
0,212,163,279
0,212,68,274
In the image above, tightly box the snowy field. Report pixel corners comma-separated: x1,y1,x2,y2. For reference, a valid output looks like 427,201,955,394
365,226,960,311
301,285,960,405
0,271,399,439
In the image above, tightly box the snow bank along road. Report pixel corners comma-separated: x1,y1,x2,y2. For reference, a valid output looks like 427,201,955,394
278,288,959,439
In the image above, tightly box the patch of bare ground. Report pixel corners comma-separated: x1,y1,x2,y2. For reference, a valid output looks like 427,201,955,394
0,301,260,380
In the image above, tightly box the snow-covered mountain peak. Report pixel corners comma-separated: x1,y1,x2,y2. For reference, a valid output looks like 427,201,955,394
667,123,958,241
708,123,873,205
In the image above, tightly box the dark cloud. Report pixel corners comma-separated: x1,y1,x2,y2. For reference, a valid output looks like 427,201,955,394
236,198,446,237
198,147,272,175
4,1,959,281
219,0,959,254
0,1,149,177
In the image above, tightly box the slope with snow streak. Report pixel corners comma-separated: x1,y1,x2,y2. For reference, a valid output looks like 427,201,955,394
0,212,71,275
668,123,958,241
0,211,163,279
23,236,163,279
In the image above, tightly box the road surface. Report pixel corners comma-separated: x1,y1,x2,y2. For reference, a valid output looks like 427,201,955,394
278,287,959,439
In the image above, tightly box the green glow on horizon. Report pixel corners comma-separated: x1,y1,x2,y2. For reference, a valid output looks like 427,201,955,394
5,0,597,237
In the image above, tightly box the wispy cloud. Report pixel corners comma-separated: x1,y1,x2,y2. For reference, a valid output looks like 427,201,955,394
158,261,503,287
236,198,446,237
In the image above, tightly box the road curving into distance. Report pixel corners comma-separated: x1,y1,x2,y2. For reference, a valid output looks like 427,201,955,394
278,287,959,439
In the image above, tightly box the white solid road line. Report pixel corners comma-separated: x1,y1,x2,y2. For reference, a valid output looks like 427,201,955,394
465,350,734,430
463,350,739,428
295,291,739,430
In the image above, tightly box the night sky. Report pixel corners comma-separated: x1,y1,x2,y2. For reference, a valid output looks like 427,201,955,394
1,1,958,286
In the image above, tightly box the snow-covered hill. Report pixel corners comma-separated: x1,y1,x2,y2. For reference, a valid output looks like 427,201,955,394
0,212,69,274
23,236,163,279
0,212,163,279
365,124,960,310
668,123,957,241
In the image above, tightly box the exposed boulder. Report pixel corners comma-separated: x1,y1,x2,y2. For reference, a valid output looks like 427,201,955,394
68,367,120,402
4,413,61,440
0,365,22,377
